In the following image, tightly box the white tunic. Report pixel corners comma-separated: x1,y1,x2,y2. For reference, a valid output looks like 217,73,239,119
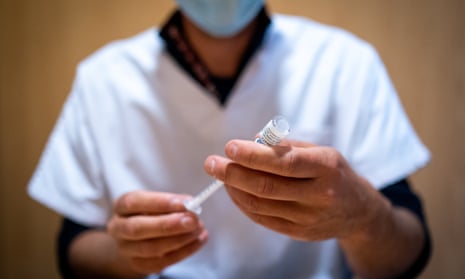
28,14,430,279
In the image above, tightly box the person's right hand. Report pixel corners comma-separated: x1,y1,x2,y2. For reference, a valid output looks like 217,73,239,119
107,190,208,275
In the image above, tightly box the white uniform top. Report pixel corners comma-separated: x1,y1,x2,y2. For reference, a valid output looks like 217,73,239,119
28,14,430,279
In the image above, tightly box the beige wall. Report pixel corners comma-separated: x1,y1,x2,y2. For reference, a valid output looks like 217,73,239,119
0,0,463,278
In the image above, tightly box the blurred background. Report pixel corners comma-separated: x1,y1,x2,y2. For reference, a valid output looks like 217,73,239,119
0,0,463,278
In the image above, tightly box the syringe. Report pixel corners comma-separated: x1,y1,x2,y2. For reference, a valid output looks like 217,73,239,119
184,115,291,214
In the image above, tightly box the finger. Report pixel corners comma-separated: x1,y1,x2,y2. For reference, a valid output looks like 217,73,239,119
231,205,304,239
119,227,206,258
222,140,338,178
108,212,201,241
280,138,316,148
129,230,208,274
240,211,327,242
225,185,318,223
206,154,339,205
225,187,330,242
208,157,312,201
114,191,190,216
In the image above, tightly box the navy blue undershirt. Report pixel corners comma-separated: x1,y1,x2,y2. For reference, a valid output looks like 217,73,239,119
56,9,431,279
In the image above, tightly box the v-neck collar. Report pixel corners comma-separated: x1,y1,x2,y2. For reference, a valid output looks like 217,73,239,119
159,8,271,106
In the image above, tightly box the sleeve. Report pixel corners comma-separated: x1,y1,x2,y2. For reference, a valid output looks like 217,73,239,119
381,179,432,278
333,43,430,189
57,218,94,279
28,67,112,227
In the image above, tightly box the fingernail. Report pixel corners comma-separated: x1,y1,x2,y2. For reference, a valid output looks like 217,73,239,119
170,198,182,208
198,231,208,242
209,158,216,173
181,216,195,229
228,143,238,158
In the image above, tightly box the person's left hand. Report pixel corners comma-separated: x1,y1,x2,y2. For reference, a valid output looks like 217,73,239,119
204,139,385,241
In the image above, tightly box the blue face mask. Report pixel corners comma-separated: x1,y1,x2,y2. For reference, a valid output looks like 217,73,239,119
176,0,265,38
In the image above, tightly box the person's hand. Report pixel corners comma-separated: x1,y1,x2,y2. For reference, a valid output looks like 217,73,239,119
205,139,386,241
107,191,208,275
